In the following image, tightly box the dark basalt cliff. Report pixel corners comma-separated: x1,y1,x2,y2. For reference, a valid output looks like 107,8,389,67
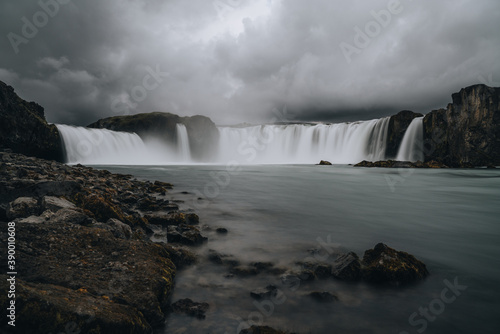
386,110,423,158
88,112,219,161
423,84,500,167
0,81,63,161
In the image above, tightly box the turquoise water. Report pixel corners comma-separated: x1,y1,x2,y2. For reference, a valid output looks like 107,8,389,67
96,164,500,334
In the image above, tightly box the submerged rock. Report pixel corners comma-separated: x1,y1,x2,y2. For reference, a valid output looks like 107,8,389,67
170,298,209,319
239,326,292,334
308,291,338,303
250,285,278,300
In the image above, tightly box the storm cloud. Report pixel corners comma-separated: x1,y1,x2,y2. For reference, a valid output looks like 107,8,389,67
1,0,499,126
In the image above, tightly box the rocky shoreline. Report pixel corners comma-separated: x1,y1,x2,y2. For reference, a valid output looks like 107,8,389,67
0,151,200,333
0,152,432,333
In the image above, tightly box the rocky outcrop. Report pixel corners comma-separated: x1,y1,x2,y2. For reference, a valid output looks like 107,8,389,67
330,244,428,285
88,112,219,161
354,160,448,168
386,110,423,158
362,243,429,285
423,84,500,167
0,151,205,333
0,81,63,161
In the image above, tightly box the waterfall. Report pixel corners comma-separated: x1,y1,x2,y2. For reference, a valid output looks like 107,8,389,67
176,124,191,161
396,117,424,162
217,117,391,164
56,124,172,165
56,117,392,165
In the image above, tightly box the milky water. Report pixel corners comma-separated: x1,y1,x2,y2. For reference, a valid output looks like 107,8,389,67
93,164,500,334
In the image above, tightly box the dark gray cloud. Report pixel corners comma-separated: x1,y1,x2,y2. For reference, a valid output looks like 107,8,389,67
1,0,499,126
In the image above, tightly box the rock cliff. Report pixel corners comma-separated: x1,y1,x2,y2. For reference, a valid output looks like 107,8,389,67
423,84,500,167
0,81,63,161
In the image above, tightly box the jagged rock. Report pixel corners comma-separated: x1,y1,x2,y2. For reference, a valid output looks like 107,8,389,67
332,252,362,281
7,197,39,220
94,218,133,239
49,208,94,226
145,212,186,226
167,225,207,246
386,110,424,158
42,196,77,212
308,291,338,303
0,276,152,334
423,84,500,167
0,221,176,332
362,243,429,285
0,81,63,161
17,210,54,224
170,298,209,319
317,160,332,165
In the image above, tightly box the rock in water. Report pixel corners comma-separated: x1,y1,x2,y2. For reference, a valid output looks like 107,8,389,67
317,160,332,165
362,243,429,285
170,298,209,319
332,252,362,281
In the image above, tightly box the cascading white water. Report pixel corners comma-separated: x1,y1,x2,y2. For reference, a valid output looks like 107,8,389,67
56,124,174,165
396,117,424,162
176,124,191,161
217,117,391,164
56,117,392,165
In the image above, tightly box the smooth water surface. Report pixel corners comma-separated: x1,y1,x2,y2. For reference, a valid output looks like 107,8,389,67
96,164,500,334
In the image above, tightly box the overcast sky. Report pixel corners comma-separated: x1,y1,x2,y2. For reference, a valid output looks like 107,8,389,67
1,0,499,126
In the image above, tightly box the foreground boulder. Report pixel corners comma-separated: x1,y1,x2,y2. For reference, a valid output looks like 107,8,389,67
362,243,429,285
0,221,176,333
0,81,63,161
330,244,429,285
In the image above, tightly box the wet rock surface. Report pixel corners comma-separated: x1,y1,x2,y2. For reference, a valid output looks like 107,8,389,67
354,160,449,168
170,298,209,319
0,152,207,333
